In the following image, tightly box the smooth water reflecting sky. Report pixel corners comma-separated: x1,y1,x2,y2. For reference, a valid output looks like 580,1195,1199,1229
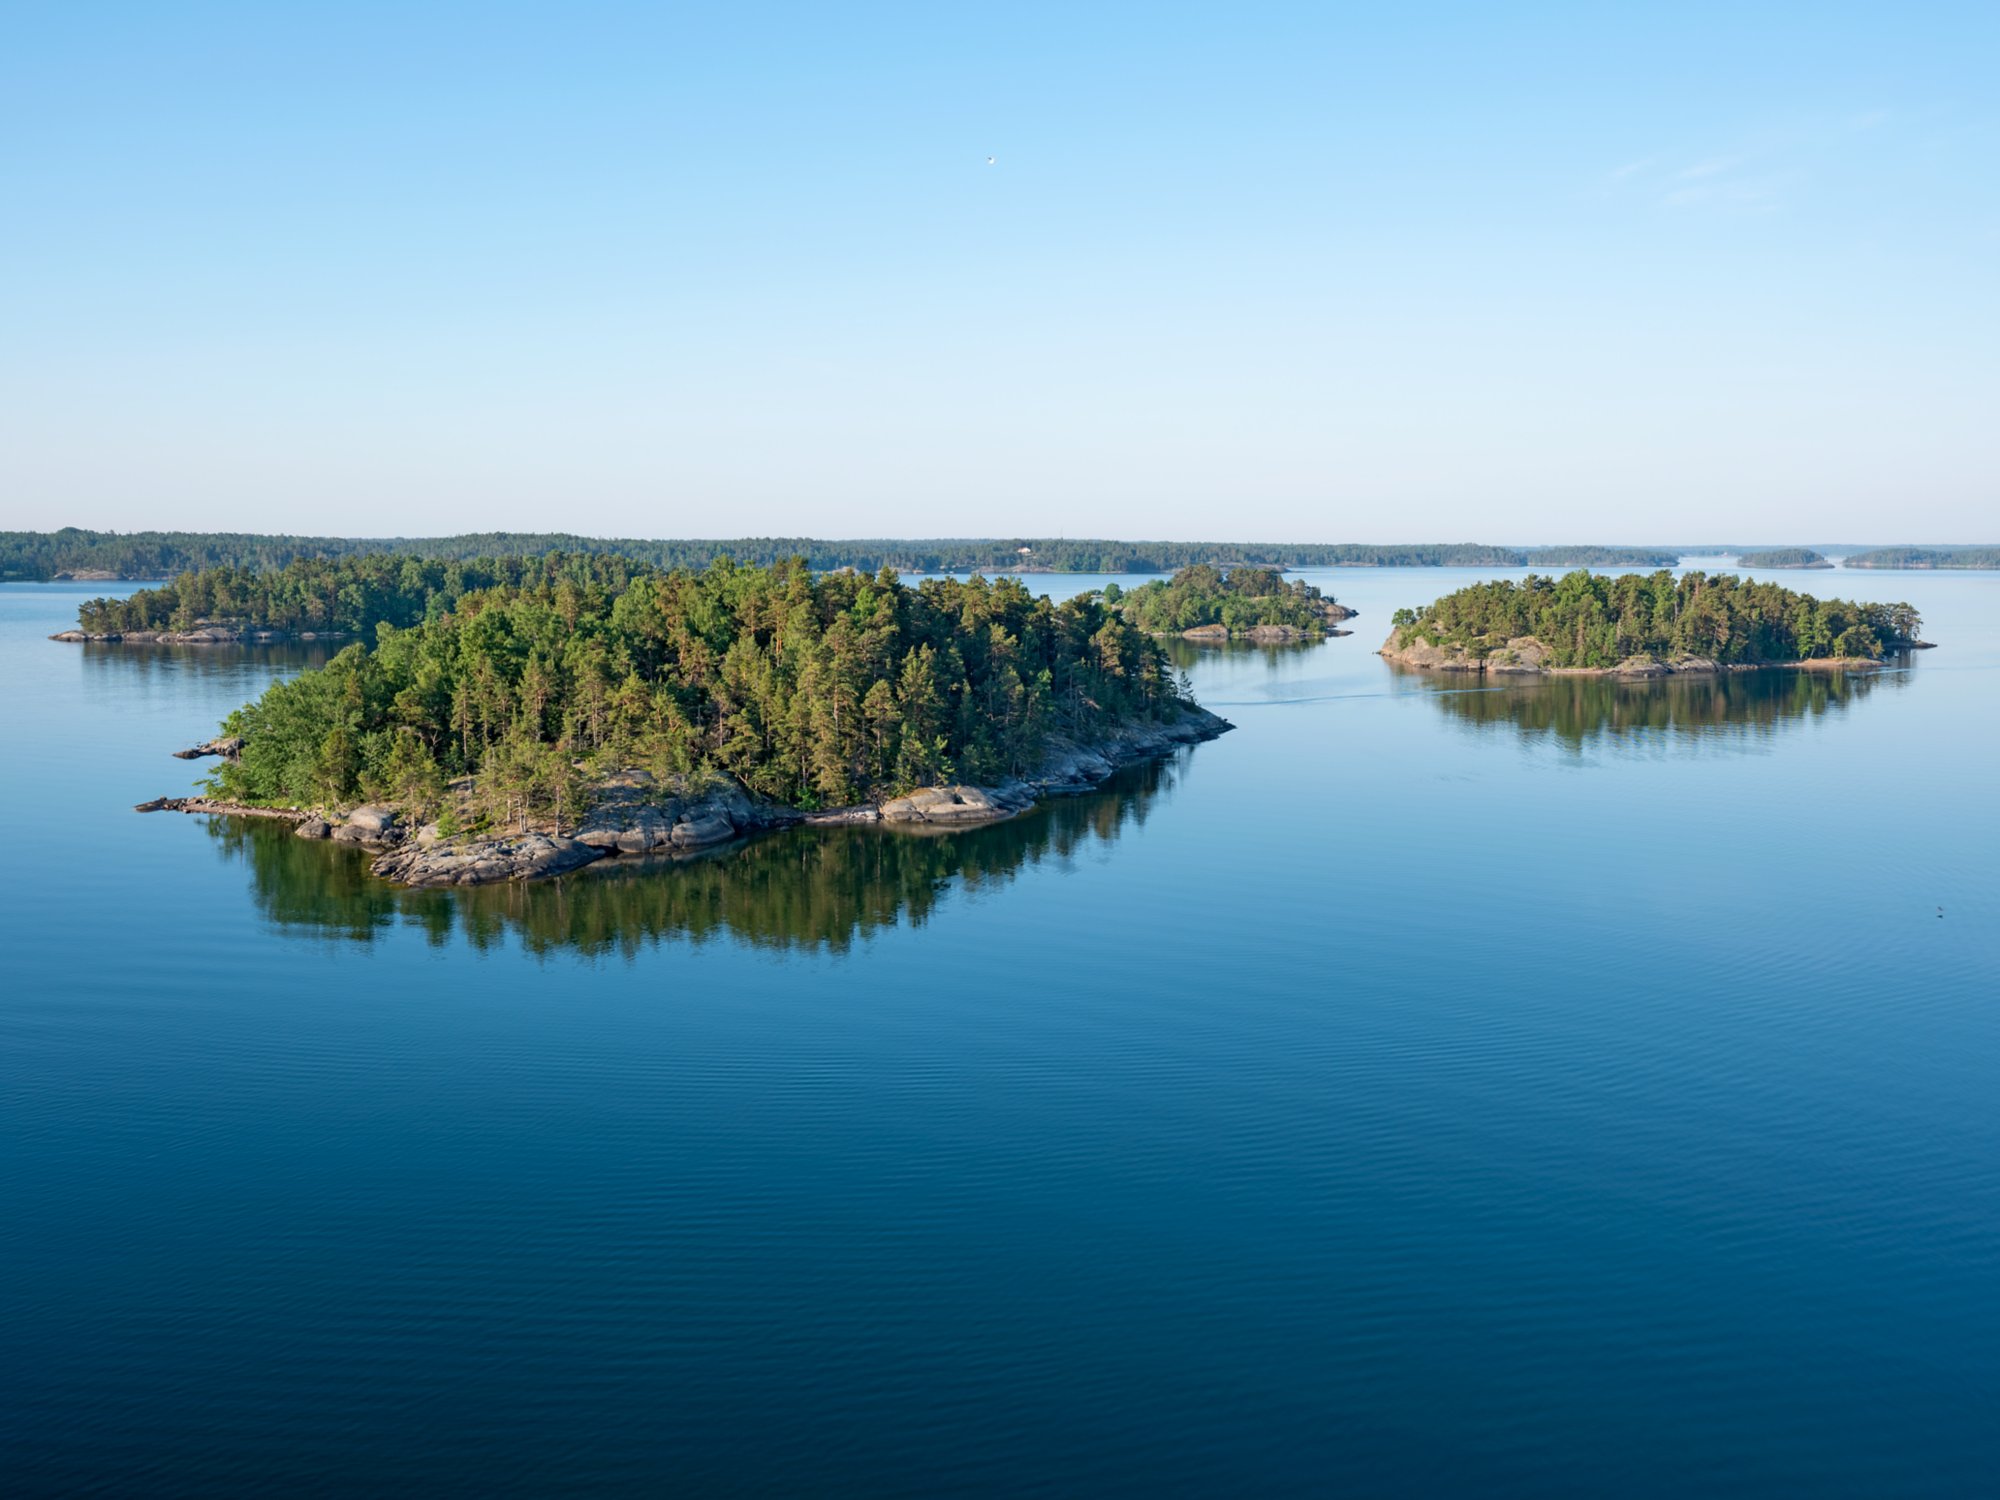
3,565,1997,1496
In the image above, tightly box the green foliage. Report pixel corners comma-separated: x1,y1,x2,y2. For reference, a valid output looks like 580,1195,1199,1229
1393,570,1921,668
1114,564,1341,634
207,558,1190,818
1736,548,1832,568
1842,547,2000,570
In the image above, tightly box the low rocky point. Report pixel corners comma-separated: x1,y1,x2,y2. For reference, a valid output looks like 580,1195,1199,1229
140,707,1232,888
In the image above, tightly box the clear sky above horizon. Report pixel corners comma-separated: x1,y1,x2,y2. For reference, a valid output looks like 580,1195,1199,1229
3,2,1995,543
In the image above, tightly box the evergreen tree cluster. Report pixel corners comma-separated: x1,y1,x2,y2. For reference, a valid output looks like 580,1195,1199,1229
207,557,1190,823
1735,548,1832,568
75,553,652,637
1388,570,1921,668
1109,565,1340,633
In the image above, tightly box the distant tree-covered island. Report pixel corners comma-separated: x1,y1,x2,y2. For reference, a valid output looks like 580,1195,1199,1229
1841,547,2000,570
1736,548,1834,569
1102,565,1355,640
12,526,1680,586
1514,546,1681,568
1382,570,1925,676
59,554,649,643
137,556,1229,887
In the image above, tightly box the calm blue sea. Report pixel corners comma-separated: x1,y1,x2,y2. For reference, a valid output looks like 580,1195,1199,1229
3,563,1997,1496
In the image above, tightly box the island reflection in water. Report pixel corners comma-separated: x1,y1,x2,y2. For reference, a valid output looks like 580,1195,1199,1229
201,757,1182,956
77,638,338,679
1157,636,1347,671
1400,661,1908,754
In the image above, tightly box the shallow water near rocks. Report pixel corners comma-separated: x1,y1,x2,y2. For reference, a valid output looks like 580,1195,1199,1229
3,564,1997,1496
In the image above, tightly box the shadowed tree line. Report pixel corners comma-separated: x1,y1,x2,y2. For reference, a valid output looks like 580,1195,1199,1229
1842,547,2000,570
74,553,653,636
14,525,1682,585
1735,548,1832,569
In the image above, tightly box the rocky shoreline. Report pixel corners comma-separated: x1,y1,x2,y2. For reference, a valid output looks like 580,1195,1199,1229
1168,602,1357,644
138,706,1232,889
1378,628,1915,678
1176,622,1354,643
52,626,350,644
173,736,244,761
135,796,310,822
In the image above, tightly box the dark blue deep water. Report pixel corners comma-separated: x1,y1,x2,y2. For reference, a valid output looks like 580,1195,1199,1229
4,564,1997,1496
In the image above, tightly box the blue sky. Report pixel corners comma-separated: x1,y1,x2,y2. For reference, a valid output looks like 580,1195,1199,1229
3,2,1994,541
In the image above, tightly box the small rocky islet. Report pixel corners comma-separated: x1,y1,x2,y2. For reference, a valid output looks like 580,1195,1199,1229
1110,564,1357,641
1379,569,1928,678
1374,632,1900,677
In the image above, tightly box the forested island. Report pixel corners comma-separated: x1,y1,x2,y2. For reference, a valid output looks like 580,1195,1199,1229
1104,565,1354,639
1382,570,1924,675
140,557,1228,887
13,527,1679,584
1516,546,1681,568
59,554,652,642
1842,547,2000,570
1736,548,1833,569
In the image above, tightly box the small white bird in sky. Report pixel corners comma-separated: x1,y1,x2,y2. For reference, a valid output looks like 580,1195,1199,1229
985,155,996,165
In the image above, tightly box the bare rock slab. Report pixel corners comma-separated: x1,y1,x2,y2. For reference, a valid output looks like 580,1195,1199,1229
372,833,605,888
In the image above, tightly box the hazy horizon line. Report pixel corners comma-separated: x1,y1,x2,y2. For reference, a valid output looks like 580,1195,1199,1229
13,527,1998,551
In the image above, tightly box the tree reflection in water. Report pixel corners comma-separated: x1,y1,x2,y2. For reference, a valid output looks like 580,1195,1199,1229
201,756,1182,956
1404,661,1907,754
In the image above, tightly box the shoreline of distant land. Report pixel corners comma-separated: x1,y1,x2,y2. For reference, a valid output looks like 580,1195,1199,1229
51,626,351,645
1839,547,2000,570
7,529,1696,584
1380,646,1914,678
16,532,2000,590
1735,548,1835,570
